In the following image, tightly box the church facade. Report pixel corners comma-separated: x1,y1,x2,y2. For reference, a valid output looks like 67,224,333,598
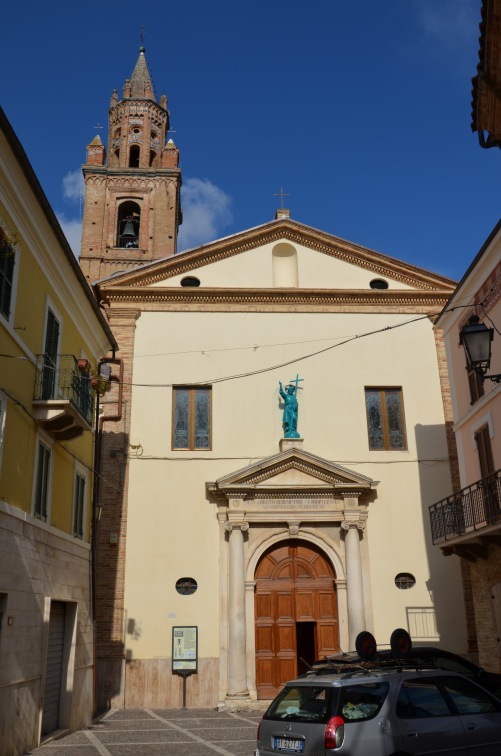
82,49,469,710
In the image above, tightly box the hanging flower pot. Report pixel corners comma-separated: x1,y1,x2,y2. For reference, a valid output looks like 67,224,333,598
90,371,111,396
77,358,91,373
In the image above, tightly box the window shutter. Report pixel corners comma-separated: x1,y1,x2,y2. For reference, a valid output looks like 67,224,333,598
73,473,85,539
0,243,15,319
41,310,60,399
476,424,494,479
468,368,484,404
34,441,51,520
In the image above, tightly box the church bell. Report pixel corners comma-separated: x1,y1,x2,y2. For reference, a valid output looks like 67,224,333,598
122,221,136,237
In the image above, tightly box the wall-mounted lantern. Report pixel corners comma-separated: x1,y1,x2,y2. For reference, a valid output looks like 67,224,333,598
460,314,501,383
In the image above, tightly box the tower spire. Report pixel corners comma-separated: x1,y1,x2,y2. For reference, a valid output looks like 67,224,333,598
79,48,183,282
129,46,156,100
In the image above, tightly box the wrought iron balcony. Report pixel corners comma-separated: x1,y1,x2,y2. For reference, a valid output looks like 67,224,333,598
429,470,501,554
32,354,94,440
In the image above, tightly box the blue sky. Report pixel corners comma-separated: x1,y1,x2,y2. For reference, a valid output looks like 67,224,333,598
2,0,500,281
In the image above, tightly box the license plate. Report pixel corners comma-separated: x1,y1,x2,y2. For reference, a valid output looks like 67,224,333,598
273,738,304,753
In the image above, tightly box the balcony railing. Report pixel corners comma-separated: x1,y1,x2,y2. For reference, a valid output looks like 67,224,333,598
429,470,501,544
34,354,94,426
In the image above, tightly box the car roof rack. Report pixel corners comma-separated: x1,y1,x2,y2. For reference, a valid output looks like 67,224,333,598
304,656,440,677
304,628,439,677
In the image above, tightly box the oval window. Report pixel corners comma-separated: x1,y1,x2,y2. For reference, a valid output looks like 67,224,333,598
394,573,416,590
370,279,389,290
181,276,201,287
175,577,198,595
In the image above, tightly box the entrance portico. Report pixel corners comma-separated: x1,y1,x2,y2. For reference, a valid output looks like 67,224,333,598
206,442,378,706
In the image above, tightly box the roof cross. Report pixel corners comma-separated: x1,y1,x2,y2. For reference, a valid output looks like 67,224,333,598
273,186,290,208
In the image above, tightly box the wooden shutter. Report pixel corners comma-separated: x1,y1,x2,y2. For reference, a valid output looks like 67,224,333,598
41,309,60,399
73,473,85,539
468,368,484,404
34,441,51,520
475,424,494,479
0,244,15,319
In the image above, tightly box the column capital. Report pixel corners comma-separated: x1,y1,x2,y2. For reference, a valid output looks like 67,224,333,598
225,521,249,533
341,520,366,532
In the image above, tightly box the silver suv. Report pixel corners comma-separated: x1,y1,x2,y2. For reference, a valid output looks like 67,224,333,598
256,666,501,755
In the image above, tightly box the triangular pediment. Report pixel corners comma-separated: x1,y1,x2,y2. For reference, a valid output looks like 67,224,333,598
95,218,456,300
207,447,378,496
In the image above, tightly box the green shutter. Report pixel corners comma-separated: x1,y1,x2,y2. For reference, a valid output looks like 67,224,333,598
34,441,51,520
73,473,85,538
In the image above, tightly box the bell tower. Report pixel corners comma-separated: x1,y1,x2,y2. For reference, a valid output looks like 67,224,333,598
80,47,182,282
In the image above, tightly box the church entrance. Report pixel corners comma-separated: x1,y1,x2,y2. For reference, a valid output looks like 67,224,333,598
254,541,339,699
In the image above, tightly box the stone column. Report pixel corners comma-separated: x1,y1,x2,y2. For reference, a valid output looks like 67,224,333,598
225,521,249,698
341,520,366,649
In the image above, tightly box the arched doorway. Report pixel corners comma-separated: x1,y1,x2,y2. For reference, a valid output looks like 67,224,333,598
254,540,339,699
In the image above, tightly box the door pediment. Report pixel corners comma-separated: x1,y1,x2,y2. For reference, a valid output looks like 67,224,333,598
206,448,378,499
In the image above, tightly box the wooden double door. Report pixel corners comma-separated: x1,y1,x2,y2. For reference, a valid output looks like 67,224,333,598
254,541,339,699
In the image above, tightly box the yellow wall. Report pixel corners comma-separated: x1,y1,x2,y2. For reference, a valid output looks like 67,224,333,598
123,305,466,660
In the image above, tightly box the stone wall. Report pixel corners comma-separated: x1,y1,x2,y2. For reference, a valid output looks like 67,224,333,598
0,503,94,756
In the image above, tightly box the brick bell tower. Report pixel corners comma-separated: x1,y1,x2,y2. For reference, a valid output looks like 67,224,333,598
80,47,182,282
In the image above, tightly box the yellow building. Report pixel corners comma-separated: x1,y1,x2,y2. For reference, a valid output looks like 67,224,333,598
0,107,117,756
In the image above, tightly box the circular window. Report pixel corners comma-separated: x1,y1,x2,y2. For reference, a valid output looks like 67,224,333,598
370,279,389,290
175,577,198,595
181,276,201,287
394,573,416,590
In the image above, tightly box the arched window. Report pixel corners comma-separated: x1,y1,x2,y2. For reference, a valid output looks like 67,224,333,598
129,144,140,168
116,201,141,248
111,129,121,166
149,150,156,167
272,243,298,287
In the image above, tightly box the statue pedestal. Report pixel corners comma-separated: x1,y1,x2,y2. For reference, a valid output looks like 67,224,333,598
280,438,304,452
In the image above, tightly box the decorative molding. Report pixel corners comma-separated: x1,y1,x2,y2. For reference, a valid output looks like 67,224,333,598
99,287,452,313
96,219,457,292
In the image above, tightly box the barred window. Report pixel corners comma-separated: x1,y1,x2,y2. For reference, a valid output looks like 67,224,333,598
365,388,406,450
172,387,211,450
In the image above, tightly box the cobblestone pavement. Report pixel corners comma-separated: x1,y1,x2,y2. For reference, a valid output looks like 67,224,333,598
29,709,263,756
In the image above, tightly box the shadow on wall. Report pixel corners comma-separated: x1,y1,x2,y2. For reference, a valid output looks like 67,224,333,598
414,422,467,653
95,428,129,713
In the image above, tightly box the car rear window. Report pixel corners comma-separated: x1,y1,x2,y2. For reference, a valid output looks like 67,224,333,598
336,683,390,721
265,685,333,723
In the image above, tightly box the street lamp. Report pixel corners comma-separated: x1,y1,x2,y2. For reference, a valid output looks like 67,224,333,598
459,314,501,383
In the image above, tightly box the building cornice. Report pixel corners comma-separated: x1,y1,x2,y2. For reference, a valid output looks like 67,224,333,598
97,285,452,313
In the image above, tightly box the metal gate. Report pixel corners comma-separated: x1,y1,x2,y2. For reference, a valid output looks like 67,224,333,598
41,601,66,735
